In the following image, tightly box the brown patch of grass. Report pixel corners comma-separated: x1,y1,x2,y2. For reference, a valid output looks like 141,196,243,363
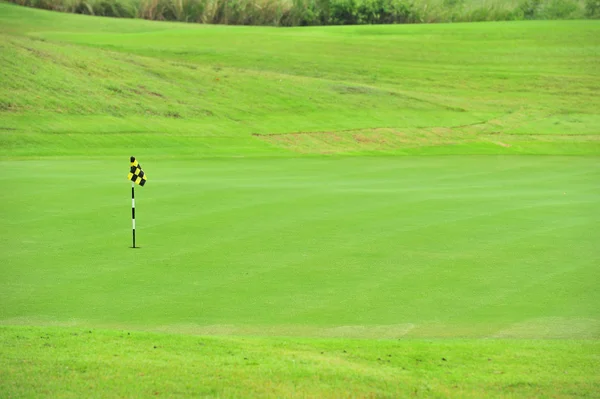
136,85,165,98
353,134,381,143
253,124,600,155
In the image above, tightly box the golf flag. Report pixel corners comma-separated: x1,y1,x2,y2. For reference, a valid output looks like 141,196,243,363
128,156,147,248
128,157,147,186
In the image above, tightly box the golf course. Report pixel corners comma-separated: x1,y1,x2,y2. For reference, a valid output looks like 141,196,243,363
1,2,599,397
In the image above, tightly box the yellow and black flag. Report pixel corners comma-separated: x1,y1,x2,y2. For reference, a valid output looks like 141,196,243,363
128,156,147,186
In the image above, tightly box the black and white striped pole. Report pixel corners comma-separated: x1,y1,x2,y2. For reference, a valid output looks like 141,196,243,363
131,180,136,248
128,155,146,248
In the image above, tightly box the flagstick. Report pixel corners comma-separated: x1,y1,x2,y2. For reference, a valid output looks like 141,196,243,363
131,181,136,248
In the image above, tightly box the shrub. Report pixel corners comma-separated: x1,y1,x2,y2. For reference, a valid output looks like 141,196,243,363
518,0,542,19
286,0,331,26
354,0,418,24
139,0,175,20
329,0,357,24
585,0,600,17
538,0,580,19
72,0,94,14
169,0,209,23
93,0,136,17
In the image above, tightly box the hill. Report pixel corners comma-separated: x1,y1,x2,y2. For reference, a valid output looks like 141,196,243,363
1,2,599,158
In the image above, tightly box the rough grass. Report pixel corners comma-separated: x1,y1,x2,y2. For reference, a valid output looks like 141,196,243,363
1,3,599,157
1,326,599,398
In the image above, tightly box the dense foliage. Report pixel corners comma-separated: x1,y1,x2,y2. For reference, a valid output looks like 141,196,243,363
9,0,595,26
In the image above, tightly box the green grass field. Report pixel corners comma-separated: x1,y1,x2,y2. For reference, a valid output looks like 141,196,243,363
1,2,600,397
2,156,600,338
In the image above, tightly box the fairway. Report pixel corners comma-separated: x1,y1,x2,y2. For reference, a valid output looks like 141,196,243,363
1,2,600,397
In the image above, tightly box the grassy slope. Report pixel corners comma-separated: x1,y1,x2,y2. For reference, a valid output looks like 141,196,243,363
1,4,600,397
1,2,599,157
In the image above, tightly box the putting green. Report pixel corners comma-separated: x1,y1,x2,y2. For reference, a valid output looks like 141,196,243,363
1,156,598,338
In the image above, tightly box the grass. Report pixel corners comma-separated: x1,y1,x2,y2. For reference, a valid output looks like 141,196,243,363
2,326,599,398
2,156,600,336
1,3,599,157
1,3,599,397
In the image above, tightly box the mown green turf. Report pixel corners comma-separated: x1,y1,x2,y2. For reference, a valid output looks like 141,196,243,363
1,4,600,397
2,156,599,338
2,326,599,399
